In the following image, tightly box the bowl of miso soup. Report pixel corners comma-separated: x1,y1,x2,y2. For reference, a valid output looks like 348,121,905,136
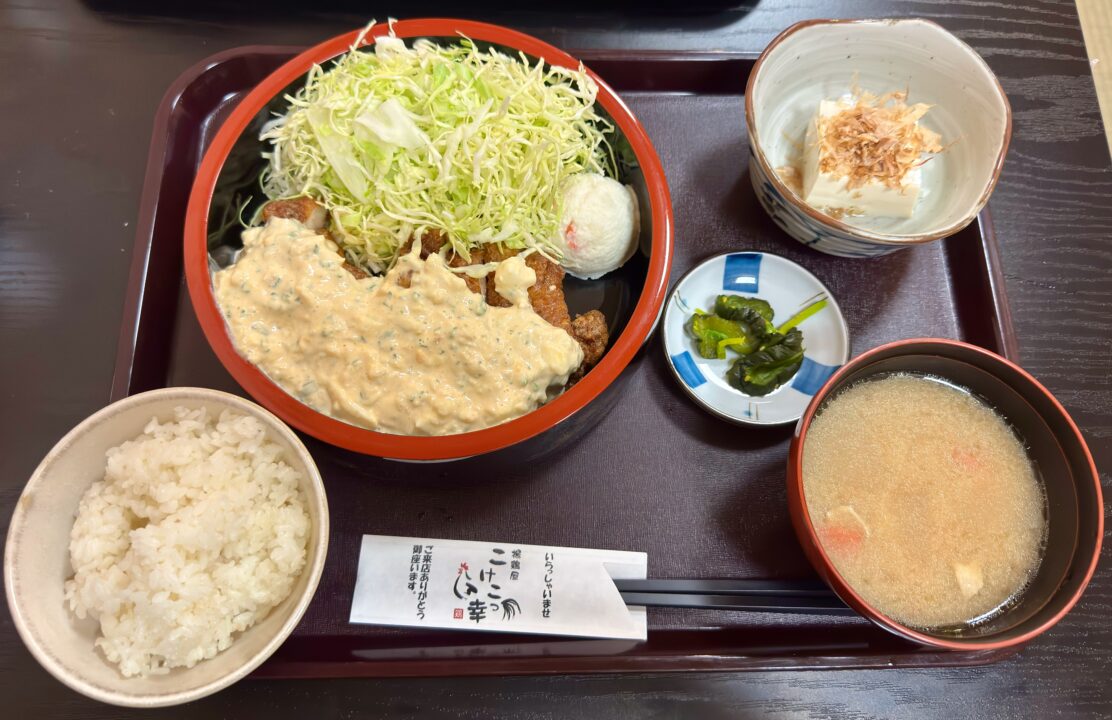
787,338,1102,650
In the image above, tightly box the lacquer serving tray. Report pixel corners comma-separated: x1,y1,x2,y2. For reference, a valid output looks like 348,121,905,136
112,47,1019,677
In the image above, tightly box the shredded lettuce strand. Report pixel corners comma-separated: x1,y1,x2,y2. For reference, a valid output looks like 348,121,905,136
260,25,616,271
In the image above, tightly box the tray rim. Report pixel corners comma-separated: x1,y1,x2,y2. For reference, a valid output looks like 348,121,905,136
109,45,1023,677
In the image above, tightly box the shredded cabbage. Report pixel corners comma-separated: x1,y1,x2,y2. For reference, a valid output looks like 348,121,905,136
260,23,616,271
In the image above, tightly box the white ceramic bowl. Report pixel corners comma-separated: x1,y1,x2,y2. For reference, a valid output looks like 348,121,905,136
3,388,329,707
745,18,1012,257
662,251,850,426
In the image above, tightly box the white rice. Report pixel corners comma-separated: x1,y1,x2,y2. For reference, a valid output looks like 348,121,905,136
64,406,311,678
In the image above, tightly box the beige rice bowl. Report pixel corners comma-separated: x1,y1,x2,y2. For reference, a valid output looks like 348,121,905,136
64,406,311,678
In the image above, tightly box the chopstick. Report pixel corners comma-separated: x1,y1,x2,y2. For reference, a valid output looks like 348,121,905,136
613,578,855,616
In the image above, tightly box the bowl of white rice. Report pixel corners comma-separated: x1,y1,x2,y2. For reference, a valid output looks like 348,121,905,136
3,387,328,707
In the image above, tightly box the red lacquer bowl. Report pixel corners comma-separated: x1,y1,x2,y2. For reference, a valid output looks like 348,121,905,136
184,20,673,461
787,338,1102,650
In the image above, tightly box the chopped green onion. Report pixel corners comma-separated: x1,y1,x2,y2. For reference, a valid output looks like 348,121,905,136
716,337,751,359
777,298,828,333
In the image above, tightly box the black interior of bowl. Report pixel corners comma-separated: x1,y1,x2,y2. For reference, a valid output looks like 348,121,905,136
206,37,654,359
808,346,1098,645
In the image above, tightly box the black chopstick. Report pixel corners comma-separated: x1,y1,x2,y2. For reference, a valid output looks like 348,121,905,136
613,578,834,597
614,578,855,616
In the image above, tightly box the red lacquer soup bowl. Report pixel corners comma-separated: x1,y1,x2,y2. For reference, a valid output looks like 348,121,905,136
184,19,673,461
787,338,1102,651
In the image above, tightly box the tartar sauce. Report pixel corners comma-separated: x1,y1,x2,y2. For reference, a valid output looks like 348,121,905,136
213,218,584,436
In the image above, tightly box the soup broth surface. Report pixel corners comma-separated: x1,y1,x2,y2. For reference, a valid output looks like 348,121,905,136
802,374,1045,629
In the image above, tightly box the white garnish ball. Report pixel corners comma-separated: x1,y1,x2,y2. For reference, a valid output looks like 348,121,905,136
552,173,640,280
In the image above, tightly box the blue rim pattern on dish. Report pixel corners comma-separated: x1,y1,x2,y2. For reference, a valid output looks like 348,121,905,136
791,356,841,396
662,251,851,426
723,252,762,293
670,351,707,389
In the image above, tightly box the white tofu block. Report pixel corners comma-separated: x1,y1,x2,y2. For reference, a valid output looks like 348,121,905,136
801,100,922,219
953,561,984,599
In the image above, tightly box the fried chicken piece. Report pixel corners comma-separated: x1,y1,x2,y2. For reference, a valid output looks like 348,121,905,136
400,230,449,260
484,247,610,377
262,198,372,282
482,245,521,306
342,261,369,280
261,197,329,231
451,252,485,295
571,310,609,370
522,255,574,335
397,231,484,294
484,246,573,333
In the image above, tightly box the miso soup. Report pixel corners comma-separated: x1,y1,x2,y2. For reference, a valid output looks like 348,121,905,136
802,374,1046,629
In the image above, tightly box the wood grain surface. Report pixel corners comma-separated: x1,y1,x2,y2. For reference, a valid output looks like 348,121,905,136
1,1,1108,717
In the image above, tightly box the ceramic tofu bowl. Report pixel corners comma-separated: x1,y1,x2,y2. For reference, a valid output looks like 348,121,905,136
745,18,1012,257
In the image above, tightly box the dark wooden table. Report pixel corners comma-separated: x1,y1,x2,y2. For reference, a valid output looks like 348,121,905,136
2,0,1109,716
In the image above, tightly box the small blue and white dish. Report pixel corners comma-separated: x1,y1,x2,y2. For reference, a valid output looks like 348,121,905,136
662,251,850,426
